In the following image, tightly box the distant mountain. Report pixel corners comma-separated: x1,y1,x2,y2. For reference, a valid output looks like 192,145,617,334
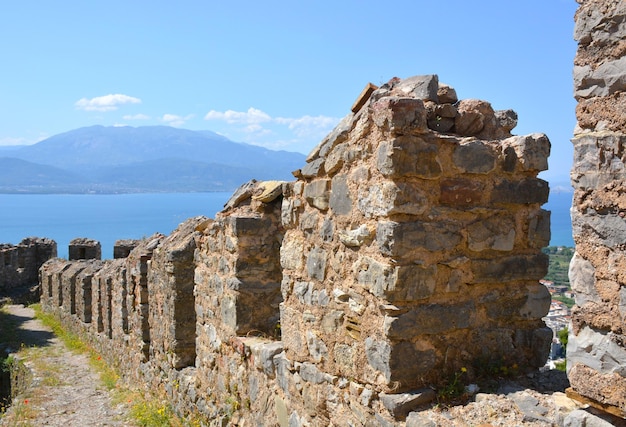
0,157,86,192
1,126,307,193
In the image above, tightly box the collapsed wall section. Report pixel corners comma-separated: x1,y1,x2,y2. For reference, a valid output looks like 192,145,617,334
280,75,552,395
569,0,626,415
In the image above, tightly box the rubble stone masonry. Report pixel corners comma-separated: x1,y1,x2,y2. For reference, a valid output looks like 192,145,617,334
0,237,56,300
568,0,626,415
36,73,554,425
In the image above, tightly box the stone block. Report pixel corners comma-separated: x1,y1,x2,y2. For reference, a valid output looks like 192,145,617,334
357,181,429,218
379,389,437,420
491,178,549,205
394,75,439,101
306,247,327,281
384,302,473,339
452,140,496,174
574,57,626,100
527,209,551,248
329,174,352,215
501,133,550,172
377,220,462,257
354,257,436,301
568,326,626,376
471,253,548,284
300,158,325,178
303,179,330,211
467,216,516,252
376,136,441,179
439,178,484,206
568,252,600,306
365,338,437,388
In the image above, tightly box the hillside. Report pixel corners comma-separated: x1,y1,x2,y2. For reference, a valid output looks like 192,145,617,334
0,126,306,193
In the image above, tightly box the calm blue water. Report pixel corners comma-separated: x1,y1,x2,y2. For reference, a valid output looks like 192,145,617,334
0,190,574,260
0,193,231,259
544,191,574,248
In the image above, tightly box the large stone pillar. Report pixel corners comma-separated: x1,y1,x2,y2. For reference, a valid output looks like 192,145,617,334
568,0,626,416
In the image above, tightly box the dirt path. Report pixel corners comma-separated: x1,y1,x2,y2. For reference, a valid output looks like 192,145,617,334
0,305,135,426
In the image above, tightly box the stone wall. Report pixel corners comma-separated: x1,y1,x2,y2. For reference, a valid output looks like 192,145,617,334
0,237,56,301
38,74,553,425
568,0,626,416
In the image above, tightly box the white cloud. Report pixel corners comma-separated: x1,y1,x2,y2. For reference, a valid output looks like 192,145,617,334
0,134,48,146
204,107,271,124
204,107,340,153
160,113,194,127
123,113,151,120
275,115,340,137
75,94,141,112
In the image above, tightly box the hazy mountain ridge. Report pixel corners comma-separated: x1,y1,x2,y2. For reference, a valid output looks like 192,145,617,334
0,126,306,193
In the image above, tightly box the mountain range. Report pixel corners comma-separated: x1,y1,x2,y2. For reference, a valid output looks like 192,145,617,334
0,126,306,193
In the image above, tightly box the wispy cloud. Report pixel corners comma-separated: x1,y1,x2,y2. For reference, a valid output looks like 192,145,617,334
204,107,340,153
75,94,141,112
204,107,271,125
160,113,194,127
123,113,151,120
0,134,48,146
275,115,340,137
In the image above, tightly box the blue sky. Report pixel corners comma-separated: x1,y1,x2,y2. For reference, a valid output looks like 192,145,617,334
1,1,578,187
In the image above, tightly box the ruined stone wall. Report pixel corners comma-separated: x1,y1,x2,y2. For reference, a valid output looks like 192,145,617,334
38,74,553,425
568,0,626,415
0,237,56,299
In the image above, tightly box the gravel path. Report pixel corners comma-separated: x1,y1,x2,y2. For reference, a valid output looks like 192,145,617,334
0,305,134,426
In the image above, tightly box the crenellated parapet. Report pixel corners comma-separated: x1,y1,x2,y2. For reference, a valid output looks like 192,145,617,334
36,75,553,424
1,237,56,302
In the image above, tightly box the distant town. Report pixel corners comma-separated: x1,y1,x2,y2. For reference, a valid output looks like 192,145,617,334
541,246,574,365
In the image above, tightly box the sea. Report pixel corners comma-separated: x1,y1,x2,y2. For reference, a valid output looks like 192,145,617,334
0,190,574,260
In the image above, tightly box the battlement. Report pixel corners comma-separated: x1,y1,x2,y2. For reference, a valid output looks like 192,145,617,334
38,74,554,424
0,237,56,302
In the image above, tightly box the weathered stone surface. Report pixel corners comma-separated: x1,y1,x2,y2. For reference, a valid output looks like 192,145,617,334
357,181,428,217
453,140,496,174
329,174,352,215
437,83,457,104
570,2,626,409
496,109,518,132
306,247,327,281
223,179,257,210
439,178,484,206
371,97,428,135
303,179,330,210
472,254,549,284
574,57,626,100
501,133,550,172
385,302,473,338
300,158,325,178
339,225,373,247
467,216,515,252
252,180,287,203
568,326,626,376
377,136,442,179
491,178,550,205
569,252,600,306
394,74,439,101
377,220,462,256
379,389,437,420
563,409,617,427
